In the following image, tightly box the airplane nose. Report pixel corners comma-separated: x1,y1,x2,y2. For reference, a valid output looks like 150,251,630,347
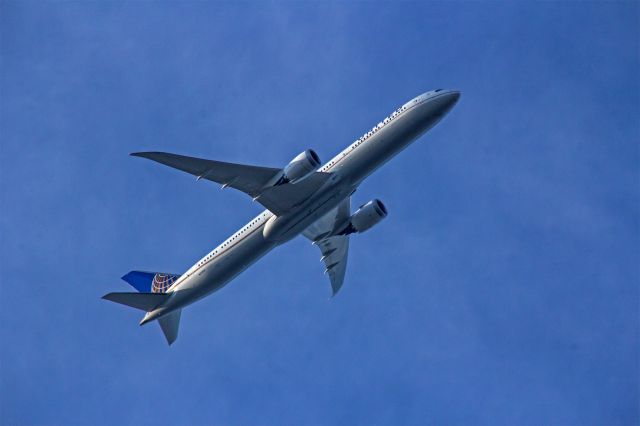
442,90,460,108
431,90,460,116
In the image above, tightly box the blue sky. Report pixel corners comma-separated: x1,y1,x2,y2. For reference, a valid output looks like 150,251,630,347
1,2,638,425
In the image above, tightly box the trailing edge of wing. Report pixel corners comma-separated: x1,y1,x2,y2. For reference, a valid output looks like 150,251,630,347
131,151,331,215
303,198,351,296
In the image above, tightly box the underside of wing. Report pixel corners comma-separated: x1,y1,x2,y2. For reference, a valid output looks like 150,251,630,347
317,236,349,296
132,152,330,216
257,172,331,216
304,198,351,296
131,151,279,196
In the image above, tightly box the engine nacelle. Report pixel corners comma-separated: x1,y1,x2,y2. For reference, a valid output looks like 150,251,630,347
276,149,320,185
342,199,388,234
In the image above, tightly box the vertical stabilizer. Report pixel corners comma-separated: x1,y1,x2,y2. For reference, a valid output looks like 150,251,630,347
121,271,180,293
158,309,181,345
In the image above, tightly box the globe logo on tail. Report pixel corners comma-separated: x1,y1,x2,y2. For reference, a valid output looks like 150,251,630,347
151,273,177,293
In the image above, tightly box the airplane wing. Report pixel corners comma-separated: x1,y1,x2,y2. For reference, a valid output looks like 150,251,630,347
131,152,330,216
303,197,351,296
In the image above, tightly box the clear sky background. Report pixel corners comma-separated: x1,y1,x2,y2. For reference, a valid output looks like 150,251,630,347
1,2,638,425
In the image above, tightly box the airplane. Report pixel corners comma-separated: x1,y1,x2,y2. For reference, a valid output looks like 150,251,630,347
103,89,460,345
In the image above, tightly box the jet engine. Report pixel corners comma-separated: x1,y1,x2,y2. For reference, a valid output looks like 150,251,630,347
341,199,388,234
275,149,321,185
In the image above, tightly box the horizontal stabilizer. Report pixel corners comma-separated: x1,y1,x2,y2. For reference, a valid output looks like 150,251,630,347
102,292,170,312
158,309,181,345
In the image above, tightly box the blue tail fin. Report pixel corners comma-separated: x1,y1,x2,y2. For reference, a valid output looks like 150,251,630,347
121,271,180,293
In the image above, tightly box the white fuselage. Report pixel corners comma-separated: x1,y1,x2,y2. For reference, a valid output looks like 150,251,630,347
142,90,460,323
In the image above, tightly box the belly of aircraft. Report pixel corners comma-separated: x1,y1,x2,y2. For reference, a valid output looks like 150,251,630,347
163,110,437,313
169,229,276,307
263,179,353,243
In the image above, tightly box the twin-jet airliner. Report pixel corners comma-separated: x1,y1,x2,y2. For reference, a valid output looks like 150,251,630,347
103,89,460,344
